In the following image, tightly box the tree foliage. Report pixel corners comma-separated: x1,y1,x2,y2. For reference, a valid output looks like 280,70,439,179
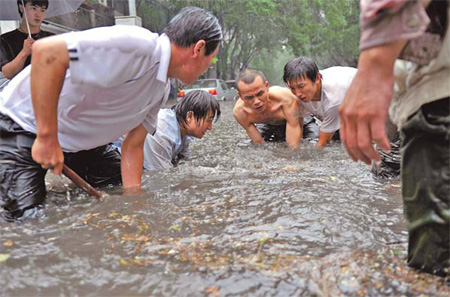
136,0,360,81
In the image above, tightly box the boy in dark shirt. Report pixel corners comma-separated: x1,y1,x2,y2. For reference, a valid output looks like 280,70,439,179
0,0,54,79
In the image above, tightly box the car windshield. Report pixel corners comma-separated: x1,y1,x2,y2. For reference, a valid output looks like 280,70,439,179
189,80,217,89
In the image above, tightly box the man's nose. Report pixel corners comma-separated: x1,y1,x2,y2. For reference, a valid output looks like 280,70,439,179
294,89,302,98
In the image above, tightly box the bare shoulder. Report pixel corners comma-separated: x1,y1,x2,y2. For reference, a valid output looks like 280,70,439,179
269,86,297,103
233,99,248,121
269,86,298,107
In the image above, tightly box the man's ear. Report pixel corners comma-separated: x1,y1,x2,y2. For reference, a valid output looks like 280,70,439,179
265,81,270,89
315,73,322,84
186,110,194,122
193,40,206,58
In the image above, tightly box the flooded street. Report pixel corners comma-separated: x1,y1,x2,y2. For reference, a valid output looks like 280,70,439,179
0,100,448,296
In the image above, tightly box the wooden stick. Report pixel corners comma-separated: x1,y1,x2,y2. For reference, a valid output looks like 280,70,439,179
62,164,102,199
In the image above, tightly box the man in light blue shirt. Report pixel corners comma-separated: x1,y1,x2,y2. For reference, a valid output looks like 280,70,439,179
114,90,221,170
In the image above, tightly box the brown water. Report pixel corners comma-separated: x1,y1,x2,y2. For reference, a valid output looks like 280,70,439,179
0,100,447,296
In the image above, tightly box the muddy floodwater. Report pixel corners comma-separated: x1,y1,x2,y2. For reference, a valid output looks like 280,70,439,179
0,100,448,296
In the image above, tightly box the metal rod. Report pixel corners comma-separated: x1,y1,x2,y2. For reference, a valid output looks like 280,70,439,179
20,0,31,38
62,164,102,199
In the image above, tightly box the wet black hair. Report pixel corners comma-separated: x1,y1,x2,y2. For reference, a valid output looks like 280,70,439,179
163,6,223,56
17,0,49,18
235,68,267,91
175,90,221,129
283,56,320,84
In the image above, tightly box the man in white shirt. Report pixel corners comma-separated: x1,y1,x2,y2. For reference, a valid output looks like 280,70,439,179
113,90,221,170
0,6,222,221
283,56,357,147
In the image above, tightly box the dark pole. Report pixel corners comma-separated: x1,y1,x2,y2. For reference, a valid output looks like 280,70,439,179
62,164,102,199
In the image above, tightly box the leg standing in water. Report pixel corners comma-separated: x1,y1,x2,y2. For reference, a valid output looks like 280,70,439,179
339,0,449,277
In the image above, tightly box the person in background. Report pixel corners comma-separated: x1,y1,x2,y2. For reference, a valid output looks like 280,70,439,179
0,0,54,79
283,56,357,147
233,68,318,149
113,90,221,170
339,0,449,277
0,6,222,221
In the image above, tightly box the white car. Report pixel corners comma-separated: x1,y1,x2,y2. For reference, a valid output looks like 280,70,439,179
178,79,237,101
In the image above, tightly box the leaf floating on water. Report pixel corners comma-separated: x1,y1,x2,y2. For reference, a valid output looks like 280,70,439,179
169,224,180,232
119,259,129,265
3,241,13,247
329,176,336,180
108,212,120,219
205,286,220,296
280,165,298,172
0,254,10,263
391,249,402,255
391,182,401,188
258,237,268,244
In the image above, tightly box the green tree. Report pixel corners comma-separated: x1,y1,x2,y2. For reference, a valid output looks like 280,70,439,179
135,0,360,80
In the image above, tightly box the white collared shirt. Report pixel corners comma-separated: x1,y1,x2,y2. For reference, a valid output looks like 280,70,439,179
300,66,356,133
0,25,171,152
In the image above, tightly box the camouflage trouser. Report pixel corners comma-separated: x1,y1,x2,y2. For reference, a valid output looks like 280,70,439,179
401,97,450,277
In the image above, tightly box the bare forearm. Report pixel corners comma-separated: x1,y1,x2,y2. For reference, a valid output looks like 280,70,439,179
121,148,144,188
358,40,407,77
285,127,301,149
30,38,69,139
121,125,147,189
1,52,28,79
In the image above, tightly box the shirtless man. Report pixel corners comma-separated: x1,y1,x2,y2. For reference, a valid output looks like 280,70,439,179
233,68,318,149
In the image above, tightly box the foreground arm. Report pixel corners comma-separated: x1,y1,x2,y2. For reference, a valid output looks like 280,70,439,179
121,124,148,192
30,37,69,175
338,40,407,164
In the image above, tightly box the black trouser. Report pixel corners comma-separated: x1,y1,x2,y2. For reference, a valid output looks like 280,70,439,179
0,114,122,221
256,116,320,142
401,97,449,277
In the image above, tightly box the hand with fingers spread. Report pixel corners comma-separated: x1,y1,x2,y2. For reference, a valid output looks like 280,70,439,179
339,40,407,165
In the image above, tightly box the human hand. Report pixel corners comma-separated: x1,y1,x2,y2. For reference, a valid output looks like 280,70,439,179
22,37,35,57
339,68,393,165
31,136,64,175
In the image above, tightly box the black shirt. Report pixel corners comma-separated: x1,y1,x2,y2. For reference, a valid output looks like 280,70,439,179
0,29,54,70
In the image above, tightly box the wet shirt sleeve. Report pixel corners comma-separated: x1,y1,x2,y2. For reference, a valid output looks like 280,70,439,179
319,105,340,133
143,133,175,170
63,26,159,88
143,109,178,170
359,0,430,50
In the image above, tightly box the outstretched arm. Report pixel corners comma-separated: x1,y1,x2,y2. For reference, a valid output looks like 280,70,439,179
30,36,69,175
338,39,407,164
